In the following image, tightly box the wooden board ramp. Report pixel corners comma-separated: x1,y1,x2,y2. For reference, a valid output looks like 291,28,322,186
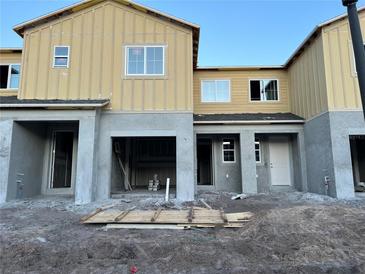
82,207,253,229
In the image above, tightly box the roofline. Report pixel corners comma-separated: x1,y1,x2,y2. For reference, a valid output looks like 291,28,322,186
0,101,109,108
284,6,365,67
193,120,305,125
13,0,200,35
195,65,284,71
0,48,22,53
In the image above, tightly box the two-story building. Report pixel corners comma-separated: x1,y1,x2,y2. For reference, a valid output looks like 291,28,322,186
0,0,364,204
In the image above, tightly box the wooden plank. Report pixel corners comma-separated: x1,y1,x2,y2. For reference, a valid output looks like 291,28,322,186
187,207,194,223
150,208,162,222
220,208,228,223
106,224,189,230
114,206,136,222
200,199,212,210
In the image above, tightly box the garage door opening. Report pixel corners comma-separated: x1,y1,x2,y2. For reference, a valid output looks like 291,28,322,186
111,137,176,197
350,135,365,193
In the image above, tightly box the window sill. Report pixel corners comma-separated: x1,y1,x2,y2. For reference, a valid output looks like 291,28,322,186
249,100,280,103
123,75,168,80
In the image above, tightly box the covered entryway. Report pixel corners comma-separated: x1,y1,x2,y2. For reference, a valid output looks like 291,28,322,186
350,135,365,193
111,137,176,197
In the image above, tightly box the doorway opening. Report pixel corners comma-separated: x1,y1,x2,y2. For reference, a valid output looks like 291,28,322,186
111,137,176,196
350,135,365,193
197,138,213,185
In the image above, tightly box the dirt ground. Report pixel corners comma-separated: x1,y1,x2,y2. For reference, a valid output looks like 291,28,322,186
1,192,365,274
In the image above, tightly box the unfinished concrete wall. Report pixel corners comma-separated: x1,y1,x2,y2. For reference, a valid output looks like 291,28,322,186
96,112,194,201
209,135,241,193
7,122,47,200
255,136,270,193
0,119,13,203
329,111,365,198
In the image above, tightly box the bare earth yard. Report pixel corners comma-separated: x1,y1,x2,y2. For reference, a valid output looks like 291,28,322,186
0,192,365,274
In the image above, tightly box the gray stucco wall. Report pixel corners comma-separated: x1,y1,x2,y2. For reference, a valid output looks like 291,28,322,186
304,111,365,199
7,122,47,200
96,112,194,201
304,112,335,196
0,119,14,203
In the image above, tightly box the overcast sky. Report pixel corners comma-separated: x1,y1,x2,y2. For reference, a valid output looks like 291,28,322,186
1,0,365,66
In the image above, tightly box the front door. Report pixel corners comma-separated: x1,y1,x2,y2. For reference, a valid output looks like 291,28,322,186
50,131,74,189
269,136,291,186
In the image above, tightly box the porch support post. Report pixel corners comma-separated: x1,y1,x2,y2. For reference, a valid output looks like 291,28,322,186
0,120,14,203
74,110,100,204
298,130,308,192
240,130,257,194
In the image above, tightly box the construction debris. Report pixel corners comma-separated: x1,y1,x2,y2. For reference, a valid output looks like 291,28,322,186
231,193,248,200
81,207,253,229
200,199,212,209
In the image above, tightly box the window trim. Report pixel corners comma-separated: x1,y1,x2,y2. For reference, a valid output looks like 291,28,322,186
200,79,231,103
124,45,166,76
255,138,261,164
222,138,236,163
249,79,280,102
53,45,70,68
0,63,21,90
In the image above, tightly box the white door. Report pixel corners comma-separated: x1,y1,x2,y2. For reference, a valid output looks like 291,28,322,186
269,137,291,186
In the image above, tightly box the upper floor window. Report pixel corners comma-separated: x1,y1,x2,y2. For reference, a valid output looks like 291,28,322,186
53,46,70,68
201,79,230,103
222,138,235,163
125,46,165,76
0,64,20,89
250,79,279,101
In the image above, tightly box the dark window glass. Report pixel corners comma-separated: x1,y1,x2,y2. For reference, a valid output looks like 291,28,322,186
250,80,261,101
0,65,9,88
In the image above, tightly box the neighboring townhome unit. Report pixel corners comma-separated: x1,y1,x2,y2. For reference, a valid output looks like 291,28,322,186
0,0,364,204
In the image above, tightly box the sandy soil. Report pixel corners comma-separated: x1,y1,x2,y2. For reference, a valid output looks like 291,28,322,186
1,192,365,274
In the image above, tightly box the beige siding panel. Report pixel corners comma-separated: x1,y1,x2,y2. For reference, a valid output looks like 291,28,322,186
193,70,290,114
20,1,193,112
322,12,365,111
0,52,22,96
288,35,328,119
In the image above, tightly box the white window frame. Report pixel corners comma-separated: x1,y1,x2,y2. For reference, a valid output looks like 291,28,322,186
125,45,165,76
249,79,280,102
0,63,21,89
222,138,235,163
201,79,231,103
255,139,261,163
53,45,70,68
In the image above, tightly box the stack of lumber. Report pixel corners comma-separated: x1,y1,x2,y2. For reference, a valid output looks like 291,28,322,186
81,207,253,229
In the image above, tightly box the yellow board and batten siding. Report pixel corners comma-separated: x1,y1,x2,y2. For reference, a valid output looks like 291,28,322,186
322,12,365,111
193,69,290,114
20,1,193,111
0,52,22,96
288,35,328,119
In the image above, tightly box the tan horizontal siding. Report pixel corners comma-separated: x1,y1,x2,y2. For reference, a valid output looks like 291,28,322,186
20,0,193,112
193,70,290,114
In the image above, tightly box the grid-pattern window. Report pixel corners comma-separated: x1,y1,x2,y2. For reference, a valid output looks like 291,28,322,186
250,79,279,101
53,46,70,68
201,80,230,102
255,138,261,163
222,138,235,162
126,46,164,76
0,64,21,89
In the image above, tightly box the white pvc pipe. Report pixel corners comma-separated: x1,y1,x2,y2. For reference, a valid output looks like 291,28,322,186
165,178,170,202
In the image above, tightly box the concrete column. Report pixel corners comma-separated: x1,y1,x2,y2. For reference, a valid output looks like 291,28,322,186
297,131,308,192
74,112,99,204
240,130,257,194
176,131,195,201
0,120,13,203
